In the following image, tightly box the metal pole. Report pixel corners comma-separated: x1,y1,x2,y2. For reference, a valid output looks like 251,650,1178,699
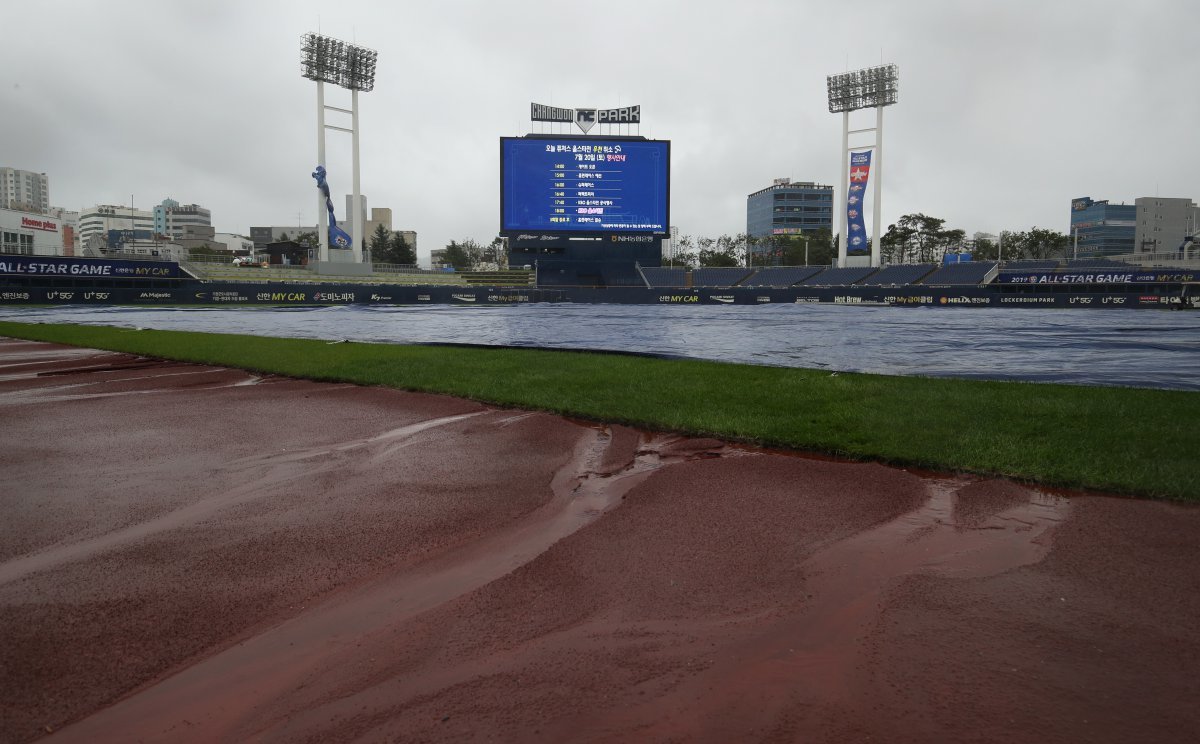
352,88,363,264
871,105,884,268
1073,227,1078,261
804,236,809,266
317,81,329,263
998,231,1002,262
838,111,849,268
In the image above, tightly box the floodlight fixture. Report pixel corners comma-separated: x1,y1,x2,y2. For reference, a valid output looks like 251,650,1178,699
828,63,898,270
301,33,380,265
301,32,378,92
827,63,899,113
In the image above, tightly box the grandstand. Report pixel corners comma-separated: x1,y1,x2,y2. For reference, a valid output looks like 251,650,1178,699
740,266,824,287
639,266,688,288
178,256,532,286
692,267,754,287
801,267,877,286
922,261,998,285
860,264,936,286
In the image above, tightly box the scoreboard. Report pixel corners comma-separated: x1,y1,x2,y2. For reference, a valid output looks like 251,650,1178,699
500,136,670,235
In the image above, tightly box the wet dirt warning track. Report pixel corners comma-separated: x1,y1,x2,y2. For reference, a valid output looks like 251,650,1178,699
1,337,1198,743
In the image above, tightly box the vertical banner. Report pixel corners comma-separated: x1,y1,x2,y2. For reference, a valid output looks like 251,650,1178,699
846,150,872,255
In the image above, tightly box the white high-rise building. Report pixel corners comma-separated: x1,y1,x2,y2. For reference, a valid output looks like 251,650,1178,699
154,198,212,239
1,167,50,214
78,205,155,249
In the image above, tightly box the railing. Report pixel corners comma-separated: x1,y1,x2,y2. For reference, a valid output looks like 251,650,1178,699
371,263,428,275
1106,252,1199,269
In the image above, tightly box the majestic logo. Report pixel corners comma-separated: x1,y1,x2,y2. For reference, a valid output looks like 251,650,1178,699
575,108,597,134
850,167,870,182
848,209,859,218
848,196,861,205
531,102,641,134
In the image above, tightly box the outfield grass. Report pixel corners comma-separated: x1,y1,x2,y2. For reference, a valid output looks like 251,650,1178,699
3,320,1197,501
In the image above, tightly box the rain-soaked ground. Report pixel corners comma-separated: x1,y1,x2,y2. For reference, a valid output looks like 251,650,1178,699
3,303,1199,390
2,338,1198,743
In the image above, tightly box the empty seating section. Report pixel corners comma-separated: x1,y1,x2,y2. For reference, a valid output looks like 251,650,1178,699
640,267,687,287
741,267,824,287
601,268,647,287
922,261,998,285
1002,260,1059,270
800,267,877,286
692,267,754,287
860,264,935,285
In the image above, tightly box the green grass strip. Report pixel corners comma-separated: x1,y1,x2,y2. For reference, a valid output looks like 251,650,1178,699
3,320,1197,502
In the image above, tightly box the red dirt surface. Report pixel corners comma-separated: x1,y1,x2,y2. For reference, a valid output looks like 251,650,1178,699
1,337,1197,743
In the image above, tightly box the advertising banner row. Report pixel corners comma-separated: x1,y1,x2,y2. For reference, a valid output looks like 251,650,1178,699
0,282,1192,309
0,256,181,279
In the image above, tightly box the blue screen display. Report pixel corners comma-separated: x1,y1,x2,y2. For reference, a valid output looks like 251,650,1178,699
501,137,670,234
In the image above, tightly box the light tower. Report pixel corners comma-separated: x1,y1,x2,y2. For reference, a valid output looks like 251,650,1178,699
301,33,378,265
827,64,898,268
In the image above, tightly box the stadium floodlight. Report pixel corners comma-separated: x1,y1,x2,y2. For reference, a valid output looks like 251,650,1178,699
302,33,379,265
301,33,378,92
828,63,898,269
826,64,898,113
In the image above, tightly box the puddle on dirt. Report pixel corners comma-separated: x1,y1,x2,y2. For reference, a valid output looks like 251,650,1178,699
50,424,750,742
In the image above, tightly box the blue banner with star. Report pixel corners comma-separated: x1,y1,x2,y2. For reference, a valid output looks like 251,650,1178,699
846,151,872,255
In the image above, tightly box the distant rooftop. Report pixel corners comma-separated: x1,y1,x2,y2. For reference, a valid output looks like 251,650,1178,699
748,179,834,199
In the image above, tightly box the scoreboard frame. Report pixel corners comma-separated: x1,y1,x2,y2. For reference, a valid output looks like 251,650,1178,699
499,134,671,238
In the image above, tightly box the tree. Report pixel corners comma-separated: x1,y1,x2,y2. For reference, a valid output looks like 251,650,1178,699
368,224,391,262
390,231,416,265
295,231,318,248
369,228,416,265
668,235,697,268
480,237,506,269
441,239,484,271
698,234,744,267
777,229,834,266
881,214,966,264
278,231,291,243
1020,227,1070,260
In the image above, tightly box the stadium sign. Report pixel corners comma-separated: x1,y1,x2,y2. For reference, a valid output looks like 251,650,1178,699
1000,270,1196,285
531,102,641,134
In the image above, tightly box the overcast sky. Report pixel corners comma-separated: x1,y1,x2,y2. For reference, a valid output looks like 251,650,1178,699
3,0,1197,263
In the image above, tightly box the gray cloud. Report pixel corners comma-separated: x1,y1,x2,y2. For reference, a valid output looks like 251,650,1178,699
1,0,1196,261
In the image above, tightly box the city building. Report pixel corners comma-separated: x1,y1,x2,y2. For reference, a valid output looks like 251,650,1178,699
78,205,155,250
1069,197,1135,257
661,225,680,263
1,167,50,214
47,207,79,255
747,179,834,264
249,226,318,247
395,230,417,254
1134,197,1199,254
153,198,212,240
747,179,834,238
1,206,67,256
214,233,255,253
